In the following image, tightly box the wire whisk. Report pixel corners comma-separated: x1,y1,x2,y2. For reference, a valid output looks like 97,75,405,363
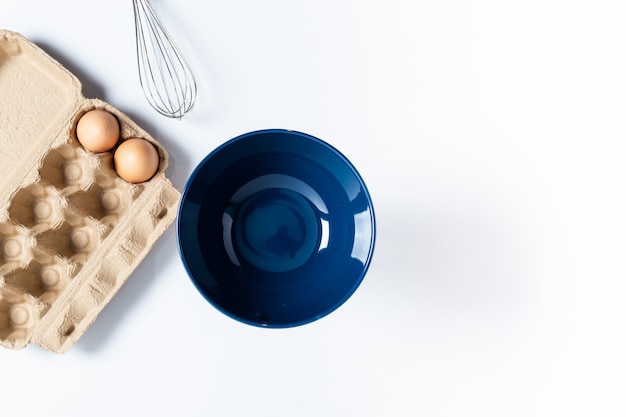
133,0,197,119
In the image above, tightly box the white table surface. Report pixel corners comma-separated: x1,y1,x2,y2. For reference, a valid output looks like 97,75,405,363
3,1,626,416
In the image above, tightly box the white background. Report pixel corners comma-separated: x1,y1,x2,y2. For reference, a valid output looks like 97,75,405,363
2,1,626,415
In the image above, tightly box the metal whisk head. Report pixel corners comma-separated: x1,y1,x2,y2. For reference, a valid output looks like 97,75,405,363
133,0,197,119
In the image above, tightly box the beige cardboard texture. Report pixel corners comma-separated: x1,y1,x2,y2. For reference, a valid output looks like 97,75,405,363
0,30,181,353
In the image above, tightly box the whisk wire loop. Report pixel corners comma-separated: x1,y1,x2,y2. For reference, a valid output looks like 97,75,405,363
133,0,197,119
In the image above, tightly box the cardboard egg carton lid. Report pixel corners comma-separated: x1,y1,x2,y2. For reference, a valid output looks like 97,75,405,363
0,29,181,353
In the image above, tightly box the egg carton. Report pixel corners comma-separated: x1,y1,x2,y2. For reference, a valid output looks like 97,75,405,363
0,30,180,353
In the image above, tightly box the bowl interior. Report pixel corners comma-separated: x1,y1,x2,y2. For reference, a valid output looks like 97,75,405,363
177,130,375,327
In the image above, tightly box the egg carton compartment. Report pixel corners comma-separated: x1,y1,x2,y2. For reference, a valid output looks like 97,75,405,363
0,222,35,275
2,250,73,309
0,287,41,349
3,257,64,300
34,213,109,265
66,181,132,226
8,183,66,234
0,30,180,353
38,143,97,195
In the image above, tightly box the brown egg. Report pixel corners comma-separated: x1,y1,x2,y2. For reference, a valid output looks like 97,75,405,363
76,109,120,152
113,138,160,183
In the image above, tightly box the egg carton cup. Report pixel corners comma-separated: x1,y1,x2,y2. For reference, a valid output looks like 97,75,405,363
0,30,180,353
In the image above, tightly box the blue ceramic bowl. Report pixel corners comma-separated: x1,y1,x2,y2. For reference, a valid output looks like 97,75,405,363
177,129,375,327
